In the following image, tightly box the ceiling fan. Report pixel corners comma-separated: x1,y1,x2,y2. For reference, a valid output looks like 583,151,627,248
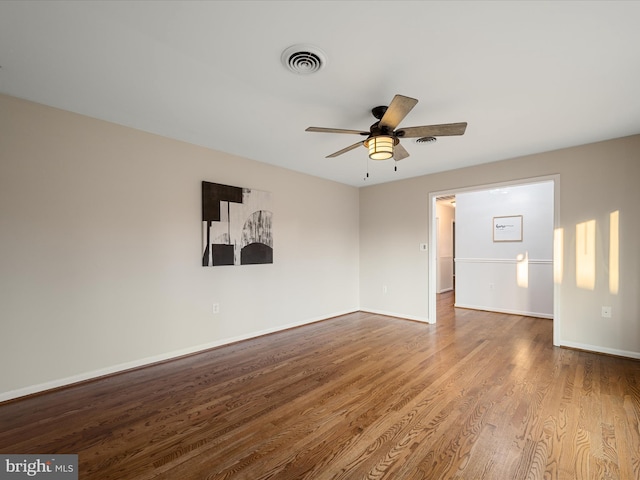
306,94,467,161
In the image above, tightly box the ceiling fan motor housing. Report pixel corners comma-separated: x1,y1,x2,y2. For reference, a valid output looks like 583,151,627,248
371,105,388,120
369,121,399,144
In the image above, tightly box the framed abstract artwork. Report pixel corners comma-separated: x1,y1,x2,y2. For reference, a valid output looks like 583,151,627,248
202,181,273,266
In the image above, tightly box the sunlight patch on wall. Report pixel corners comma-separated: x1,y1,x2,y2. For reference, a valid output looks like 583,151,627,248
610,211,619,295
553,228,564,285
516,252,529,288
576,220,596,290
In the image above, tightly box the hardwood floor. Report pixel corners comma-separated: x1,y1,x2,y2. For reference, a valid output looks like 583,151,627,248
2,293,640,479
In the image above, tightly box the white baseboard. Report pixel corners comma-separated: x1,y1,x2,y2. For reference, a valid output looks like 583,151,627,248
5,309,638,403
0,309,358,403
559,340,640,360
360,308,432,324
454,302,553,319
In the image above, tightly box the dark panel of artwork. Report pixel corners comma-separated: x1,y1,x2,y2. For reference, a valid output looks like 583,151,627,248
241,243,274,265
202,182,243,221
202,181,273,266
211,244,235,266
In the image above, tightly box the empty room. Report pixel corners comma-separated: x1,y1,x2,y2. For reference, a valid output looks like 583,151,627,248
1,1,639,479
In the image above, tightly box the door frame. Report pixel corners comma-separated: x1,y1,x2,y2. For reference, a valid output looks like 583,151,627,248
428,174,561,346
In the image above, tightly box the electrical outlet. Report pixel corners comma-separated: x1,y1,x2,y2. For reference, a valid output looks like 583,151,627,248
383,285,388,294
420,243,428,252
213,303,220,314
489,283,495,290
601,306,612,318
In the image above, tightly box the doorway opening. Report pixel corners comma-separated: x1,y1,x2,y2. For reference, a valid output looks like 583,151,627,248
435,195,456,296
429,175,560,346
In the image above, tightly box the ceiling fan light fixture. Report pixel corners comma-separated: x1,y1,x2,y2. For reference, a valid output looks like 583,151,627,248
365,136,394,160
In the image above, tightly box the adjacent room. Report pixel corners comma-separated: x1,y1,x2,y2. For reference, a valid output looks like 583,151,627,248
1,1,639,479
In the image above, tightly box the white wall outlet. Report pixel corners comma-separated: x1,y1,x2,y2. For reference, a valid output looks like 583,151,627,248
420,243,428,251
383,285,388,294
489,283,495,290
213,303,220,314
601,306,612,318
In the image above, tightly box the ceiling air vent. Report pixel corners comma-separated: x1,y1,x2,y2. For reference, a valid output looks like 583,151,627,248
281,44,326,75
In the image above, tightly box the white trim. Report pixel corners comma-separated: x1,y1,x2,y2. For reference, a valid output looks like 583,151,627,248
360,309,432,324
552,175,561,347
428,194,437,323
0,309,358,403
455,257,552,265
454,303,554,320
560,341,640,360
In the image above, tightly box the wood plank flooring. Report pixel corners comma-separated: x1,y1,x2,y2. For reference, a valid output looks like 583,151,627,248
2,292,640,479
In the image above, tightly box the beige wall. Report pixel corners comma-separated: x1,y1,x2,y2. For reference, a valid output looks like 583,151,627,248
454,182,554,318
0,95,360,399
2,92,639,400
360,135,640,357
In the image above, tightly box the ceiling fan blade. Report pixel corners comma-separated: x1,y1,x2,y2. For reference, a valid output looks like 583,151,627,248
306,127,369,135
379,95,418,130
397,122,467,138
393,143,410,161
326,141,364,158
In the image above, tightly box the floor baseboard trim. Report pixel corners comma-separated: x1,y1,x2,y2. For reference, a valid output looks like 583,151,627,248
0,309,358,404
359,308,432,324
454,303,553,319
559,341,640,360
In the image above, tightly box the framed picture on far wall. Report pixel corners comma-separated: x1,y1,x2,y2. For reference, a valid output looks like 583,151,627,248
493,215,523,242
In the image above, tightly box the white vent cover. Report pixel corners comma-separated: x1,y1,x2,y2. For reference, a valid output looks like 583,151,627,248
281,44,327,74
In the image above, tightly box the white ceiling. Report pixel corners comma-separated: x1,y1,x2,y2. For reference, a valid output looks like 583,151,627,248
1,1,639,187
